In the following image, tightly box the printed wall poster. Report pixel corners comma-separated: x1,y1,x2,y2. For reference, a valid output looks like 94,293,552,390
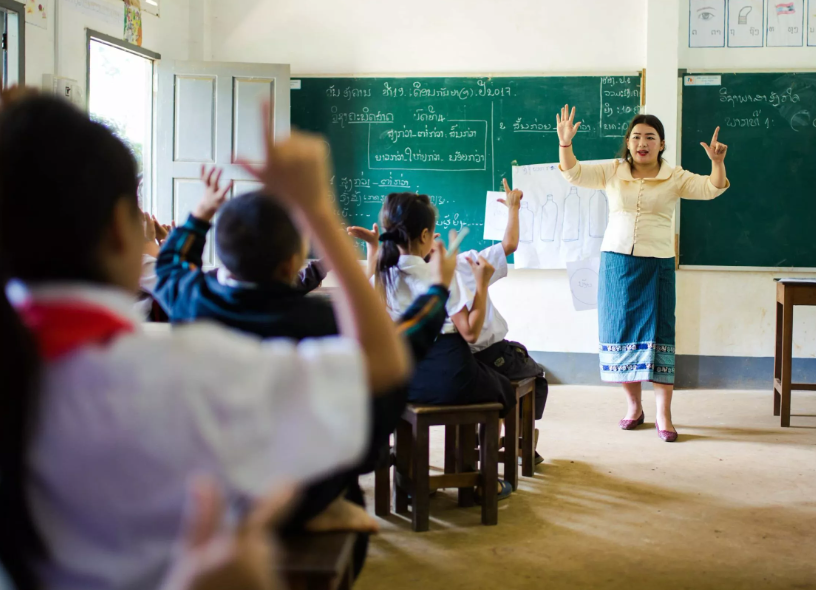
124,0,143,47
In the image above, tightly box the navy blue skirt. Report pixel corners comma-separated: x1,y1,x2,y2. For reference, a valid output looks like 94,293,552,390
598,252,676,384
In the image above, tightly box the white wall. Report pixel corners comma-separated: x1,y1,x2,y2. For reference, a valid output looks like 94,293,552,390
19,0,192,100
208,0,816,360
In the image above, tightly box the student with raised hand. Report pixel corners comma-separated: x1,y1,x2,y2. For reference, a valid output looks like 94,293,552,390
0,92,408,590
374,192,516,499
557,105,729,442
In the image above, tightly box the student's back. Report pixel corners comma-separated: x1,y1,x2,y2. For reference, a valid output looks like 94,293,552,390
0,93,410,590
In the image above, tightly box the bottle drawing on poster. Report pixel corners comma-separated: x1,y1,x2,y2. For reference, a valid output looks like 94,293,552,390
767,0,804,46
566,257,601,312
727,0,764,47
540,195,558,242
689,0,726,47
500,159,613,270
589,190,608,238
519,201,534,243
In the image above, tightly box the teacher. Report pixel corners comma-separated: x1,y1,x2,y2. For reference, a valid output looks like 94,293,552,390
556,105,729,442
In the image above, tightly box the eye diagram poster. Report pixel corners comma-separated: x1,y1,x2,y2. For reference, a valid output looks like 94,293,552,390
728,0,764,46
767,0,804,46
690,0,726,47
503,161,612,270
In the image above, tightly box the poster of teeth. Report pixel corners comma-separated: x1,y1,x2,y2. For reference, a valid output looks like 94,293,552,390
728,0,764,46
766,0,804,46
689,0,726,47
487,161,611,270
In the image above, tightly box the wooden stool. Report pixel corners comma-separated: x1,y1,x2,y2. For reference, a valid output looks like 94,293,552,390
499,377,537,490
388,402,502,532
279,531,357,590
774,280,816,427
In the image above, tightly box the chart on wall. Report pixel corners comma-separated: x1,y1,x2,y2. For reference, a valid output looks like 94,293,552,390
690,0,816,47
506,160,612,270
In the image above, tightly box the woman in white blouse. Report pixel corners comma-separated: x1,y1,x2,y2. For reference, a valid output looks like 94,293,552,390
556,106,729,442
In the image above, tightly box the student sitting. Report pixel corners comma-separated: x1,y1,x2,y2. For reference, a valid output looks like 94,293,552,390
152,169,458,572
0,92,410,590
371,192,517,499
460,180,549,464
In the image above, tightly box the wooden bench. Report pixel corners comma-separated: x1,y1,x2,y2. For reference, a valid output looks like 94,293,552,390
380,402,502,532
279,531,357,590
774,279,816,427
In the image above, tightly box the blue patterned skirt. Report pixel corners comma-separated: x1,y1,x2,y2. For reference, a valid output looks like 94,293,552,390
598,252,676,384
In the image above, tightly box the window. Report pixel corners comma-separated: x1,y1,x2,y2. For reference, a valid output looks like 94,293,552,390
0,0,24,88
87,32,160,211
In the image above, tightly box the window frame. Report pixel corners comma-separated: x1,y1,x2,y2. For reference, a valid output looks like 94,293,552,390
0,0,25,87
86,30,161,212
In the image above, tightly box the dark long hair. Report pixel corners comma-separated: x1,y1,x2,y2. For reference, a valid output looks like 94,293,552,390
619,114,666,166
0,94,139,588
376,192,436,293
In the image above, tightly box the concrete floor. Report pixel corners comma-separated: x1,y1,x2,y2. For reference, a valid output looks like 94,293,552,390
357,387,816,590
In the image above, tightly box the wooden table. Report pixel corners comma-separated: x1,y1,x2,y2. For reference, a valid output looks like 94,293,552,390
774,280,816,427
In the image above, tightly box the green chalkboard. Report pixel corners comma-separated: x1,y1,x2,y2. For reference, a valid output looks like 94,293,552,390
680,72,816,268
291,76,641,253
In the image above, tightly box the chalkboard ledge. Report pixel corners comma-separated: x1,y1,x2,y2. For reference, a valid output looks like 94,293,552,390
679,265,816,273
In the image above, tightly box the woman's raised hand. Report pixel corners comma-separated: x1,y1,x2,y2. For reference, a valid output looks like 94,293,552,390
556,104,582,146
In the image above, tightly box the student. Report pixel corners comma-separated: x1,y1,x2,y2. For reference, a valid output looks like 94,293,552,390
152,167,458,574
457,179,549,464
556,105,728,441
0,92,409,590
373,192,516,499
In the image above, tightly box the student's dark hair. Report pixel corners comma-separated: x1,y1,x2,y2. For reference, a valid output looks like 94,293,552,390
376,192,437,293
619,113,666,166
0,93,139,589
215,191,303,285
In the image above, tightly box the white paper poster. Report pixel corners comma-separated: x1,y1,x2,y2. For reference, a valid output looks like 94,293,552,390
566,257,601,312
62,0,123,29
767,0,804,46
808,0,816,46
689,0,726,47
483,191,510,241
728,0,764,46
510,161,611,270
25,0,48,29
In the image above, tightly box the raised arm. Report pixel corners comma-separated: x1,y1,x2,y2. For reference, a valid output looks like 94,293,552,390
347,223,380,279
450,255,494,344
699,126,728,189
557,104,581,172
239,107,410,394
499,178,522,256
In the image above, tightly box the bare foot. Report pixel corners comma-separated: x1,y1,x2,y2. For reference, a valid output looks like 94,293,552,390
656,413,676,433
623,405,643,421
304,498,380,534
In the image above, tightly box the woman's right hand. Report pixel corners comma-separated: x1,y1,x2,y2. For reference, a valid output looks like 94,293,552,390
467,255,495,289
556,104,582,146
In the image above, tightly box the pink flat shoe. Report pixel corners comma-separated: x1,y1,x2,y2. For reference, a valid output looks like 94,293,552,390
655,423,678,442
619,410,645,430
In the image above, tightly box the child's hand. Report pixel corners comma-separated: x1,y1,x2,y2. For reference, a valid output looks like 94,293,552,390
498,178,522,209
155,218,174,243
143,211,157,243
347,223,380,255
238,104,334,217
160,478,294,590
193,166,231,222
429,232,459,289
467,255,495,289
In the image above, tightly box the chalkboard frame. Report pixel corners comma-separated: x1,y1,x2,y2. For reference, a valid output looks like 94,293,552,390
677,69,816,272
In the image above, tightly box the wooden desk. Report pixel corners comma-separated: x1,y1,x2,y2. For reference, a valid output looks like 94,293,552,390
279,532,357,590
774,280,816,427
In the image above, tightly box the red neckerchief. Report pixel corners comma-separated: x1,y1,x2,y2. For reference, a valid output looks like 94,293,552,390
17,300,135,361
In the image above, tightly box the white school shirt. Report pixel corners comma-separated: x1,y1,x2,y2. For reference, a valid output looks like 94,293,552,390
381,255,474,334
23,284,369,590
560,159,729,258
456,243,510,352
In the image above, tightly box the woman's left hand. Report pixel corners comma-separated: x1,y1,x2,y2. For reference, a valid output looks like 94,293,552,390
700,127,727,163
